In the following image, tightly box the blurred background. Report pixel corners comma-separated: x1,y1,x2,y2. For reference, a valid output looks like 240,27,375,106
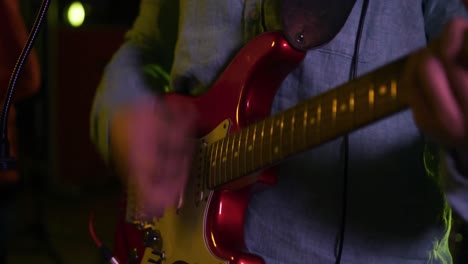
2,0,468,263
5,0,137,263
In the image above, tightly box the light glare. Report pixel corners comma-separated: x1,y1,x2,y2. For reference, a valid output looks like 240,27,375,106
67,2,85,27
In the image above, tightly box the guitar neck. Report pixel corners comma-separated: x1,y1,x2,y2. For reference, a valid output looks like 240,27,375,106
206,56,408,189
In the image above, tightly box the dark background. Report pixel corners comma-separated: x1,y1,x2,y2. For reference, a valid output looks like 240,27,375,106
7,1,138,263
3,0,467,263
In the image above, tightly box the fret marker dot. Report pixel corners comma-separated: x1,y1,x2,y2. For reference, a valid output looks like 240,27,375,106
274,146,279,153
391,80,397,98
222,157,227,163
212,162,216,167
248,145,253,151
234,152,238,157
379,85,387,95
340,104,347,112
310,117,315,125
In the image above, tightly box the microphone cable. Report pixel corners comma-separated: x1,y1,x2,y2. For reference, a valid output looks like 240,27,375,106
0,0,50,170
335,0,369,263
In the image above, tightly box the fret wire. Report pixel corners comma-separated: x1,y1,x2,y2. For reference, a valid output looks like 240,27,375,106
223,135,230,184
252,124,257,172
208,142,216,189
273,102,391,138
292,105,301,151
290,107,296,154
269,116,275,162
204,145,209,189
248,125,254,173
273,80,401,147
330,88,338,138
317,96,322,143
235,131,241,179
279,112,284,159
369,83,375,119
258,122,263,166
297,105,305,151
230,132,236,182
207,143,211,189
219,136,225,186
217,77,403,181
281,112,290,157
238,128,244,177
261,119,267,164
303,102,309,148
213,140,221,187
391,80,397,98
268,117,276,161
199,146,204,190
351,83,356,129
263,118,270,163
283,102,393,133
244,126,250,173
337,81,354,134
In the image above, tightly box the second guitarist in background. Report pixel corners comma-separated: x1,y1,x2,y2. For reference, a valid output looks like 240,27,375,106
0,0,41,262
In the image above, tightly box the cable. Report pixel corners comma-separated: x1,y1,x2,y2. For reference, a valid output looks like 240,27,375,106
0,0,50,170
88,213,103,248
334,0,369,263
89,212,120,264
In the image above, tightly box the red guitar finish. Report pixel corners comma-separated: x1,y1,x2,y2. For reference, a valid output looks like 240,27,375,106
112,26,412,263
114,32,306,264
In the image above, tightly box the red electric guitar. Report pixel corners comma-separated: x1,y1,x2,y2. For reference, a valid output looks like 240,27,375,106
112,30,411,264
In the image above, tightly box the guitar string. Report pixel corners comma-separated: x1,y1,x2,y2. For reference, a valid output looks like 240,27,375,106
200,46,408,188
203,79,405,188
205,100,404,188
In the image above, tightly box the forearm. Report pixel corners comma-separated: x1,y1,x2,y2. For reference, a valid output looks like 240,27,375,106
90,42,161,163
0,0,41,99
90,0,178,163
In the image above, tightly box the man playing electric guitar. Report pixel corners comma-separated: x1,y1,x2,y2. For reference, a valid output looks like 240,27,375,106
91,0,468,263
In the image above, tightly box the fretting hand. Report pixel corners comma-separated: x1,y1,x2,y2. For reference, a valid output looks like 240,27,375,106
402,18,468,173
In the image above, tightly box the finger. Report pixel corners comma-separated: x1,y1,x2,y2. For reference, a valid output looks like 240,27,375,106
137,178,168,219
444,61,468,129
174,152,194,209
437,19,468,140
418,51,465,143
402,49,438,133
437,18,468,61
157,132,194,185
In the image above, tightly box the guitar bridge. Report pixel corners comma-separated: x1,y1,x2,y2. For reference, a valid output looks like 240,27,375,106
125,223,165,264
142,225,165,262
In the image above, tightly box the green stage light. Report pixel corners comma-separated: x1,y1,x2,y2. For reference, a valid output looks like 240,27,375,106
67,1,85,27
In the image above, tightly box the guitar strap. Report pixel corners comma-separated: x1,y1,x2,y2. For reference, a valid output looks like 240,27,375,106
281,0,357,50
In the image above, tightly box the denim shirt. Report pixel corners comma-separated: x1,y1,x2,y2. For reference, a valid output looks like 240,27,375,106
91,0,468,263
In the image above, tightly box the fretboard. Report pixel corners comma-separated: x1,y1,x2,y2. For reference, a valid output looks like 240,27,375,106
206,56,408,189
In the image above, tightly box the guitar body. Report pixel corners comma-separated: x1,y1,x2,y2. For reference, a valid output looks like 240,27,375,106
113,32,305,264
